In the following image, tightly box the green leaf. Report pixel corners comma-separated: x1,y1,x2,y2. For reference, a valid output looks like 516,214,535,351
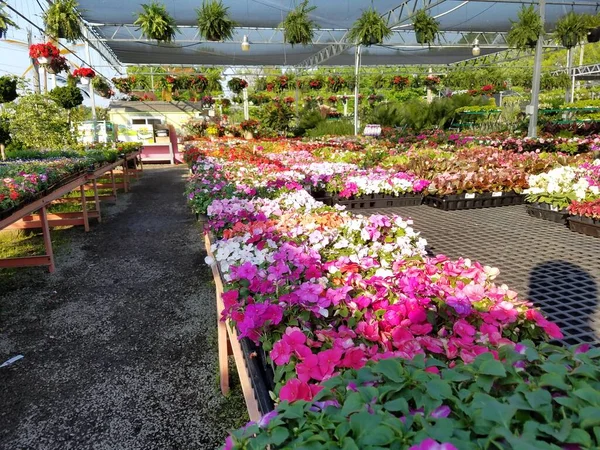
341,392,365,416
479,358,507,377
580,406,600,428
383,398,409,413
360,425,396,446
426,379,453,400
341,437,360,450
524,389,552,409
441,369,472,383
539,373,570,391
270,427,289,445
566,428,592,447
373,358,406,383
574,387,600,406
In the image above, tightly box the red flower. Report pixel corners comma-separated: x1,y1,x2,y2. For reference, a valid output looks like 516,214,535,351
73,67,96,78
29,42,60,59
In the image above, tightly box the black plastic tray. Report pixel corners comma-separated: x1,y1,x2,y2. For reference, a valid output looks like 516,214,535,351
313,192,422,209
568,215,600,238
525,202,569,225
239,338,275,415
424,191,524,211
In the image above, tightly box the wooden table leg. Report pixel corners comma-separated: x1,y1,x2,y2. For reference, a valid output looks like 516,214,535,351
110,170,117,199
92,179,101,223
123,159,130,193
80,185,90,232
40,206,55,273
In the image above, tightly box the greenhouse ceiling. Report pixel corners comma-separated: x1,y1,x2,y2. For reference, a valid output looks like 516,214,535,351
78,0,600,67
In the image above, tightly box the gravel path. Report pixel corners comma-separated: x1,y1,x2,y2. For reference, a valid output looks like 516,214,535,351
0,166,246,450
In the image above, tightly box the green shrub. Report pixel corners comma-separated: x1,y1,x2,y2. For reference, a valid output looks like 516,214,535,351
306,119,354,137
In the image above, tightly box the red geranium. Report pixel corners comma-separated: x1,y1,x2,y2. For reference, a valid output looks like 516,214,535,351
73,67,96,78
29,42,60,59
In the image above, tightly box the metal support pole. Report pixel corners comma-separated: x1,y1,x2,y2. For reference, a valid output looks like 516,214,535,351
28,29,41,94
527,0,545,138
84,30,98,143
243,88,249,120
354,45,361,136
427,67,433,104
565,47,574,103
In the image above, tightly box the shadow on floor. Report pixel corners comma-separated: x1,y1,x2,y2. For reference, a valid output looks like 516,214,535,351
528,260,599,346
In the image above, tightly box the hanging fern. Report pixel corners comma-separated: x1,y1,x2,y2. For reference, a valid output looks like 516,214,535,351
196,0,237,42
554,12,590,49
134,2,179,43
347,8,392,46
0,5,19,39
507,5,544,49
43,0,83,43
280,0,318,47
412,9,440,46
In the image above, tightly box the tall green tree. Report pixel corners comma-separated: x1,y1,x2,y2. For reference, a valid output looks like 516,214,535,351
6,94,76,150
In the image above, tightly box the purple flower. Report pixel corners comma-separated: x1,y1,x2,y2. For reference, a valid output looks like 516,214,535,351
409,438,458,450
445,295,472,316
347,382,358,392
430,405,451,418
575,344,590,355
514,343,527,354
513,360,527,371
258,410,277,428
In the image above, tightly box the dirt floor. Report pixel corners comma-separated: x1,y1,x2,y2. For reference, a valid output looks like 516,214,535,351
0,166,246,450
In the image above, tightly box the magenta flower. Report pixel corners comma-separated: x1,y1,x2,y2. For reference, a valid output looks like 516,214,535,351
409,438,458,450
279,378,313,403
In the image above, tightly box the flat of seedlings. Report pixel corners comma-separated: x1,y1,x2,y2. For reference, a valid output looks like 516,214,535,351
0,166,246,450
371,204,600,346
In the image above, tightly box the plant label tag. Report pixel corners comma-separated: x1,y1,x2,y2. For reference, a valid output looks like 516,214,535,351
550,205,559,212
492,192,503,197
465,193,476,199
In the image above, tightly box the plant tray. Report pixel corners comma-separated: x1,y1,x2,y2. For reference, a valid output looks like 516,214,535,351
239,339,275,415
568,215,600,238
525,202,569,225
319,192,422,210
423,191,524,211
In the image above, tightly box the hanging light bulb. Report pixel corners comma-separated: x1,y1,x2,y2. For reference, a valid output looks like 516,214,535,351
472,38,481,57
241,35,250,52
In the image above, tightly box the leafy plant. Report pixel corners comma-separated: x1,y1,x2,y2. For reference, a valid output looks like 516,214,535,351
49,85,83,110
196,0,237,42
46,55,69,74
134,1,179,43
347,8,392,46
554,12,590,49
226,342,600,450
6,93,76,149
43,0,83,42
257,101,294,132
92,77,113,98
412,9,440,46
280,0,318,47
0,5,19,39
227,77,248,95
306,119,354,137
0,76,18,103
507,5,544,49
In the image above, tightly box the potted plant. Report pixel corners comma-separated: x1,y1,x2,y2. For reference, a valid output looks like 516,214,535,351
347,8,392,46
0,5,19,39
227,77,248,95
28,42,60,65
412,9,440,46
280,0,317,47
327,75,347,92
46,55,69,74
423,74,441,89
49,85,83,110
196,0,237,42
92,77,114,98
507,5,544,49
112,75,136,93
240,118,259,139
554,11,589,49
43,0,83,42
201,95,215,107
391,75,410,89
73,67,95,85
190,74,209,92
134,1,179,43
0,76,18,103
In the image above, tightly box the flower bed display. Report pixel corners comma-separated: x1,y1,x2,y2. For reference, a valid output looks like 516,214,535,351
524,160,600,223
567,198,600,237
184,138,584,449
0,144,142,218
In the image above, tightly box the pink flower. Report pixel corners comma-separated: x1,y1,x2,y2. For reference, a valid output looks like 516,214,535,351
453,319,476,338
409,438,458,450
279,378,313,403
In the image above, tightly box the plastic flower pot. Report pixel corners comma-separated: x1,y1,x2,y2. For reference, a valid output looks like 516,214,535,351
37,56,52,65
80,77,91,85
